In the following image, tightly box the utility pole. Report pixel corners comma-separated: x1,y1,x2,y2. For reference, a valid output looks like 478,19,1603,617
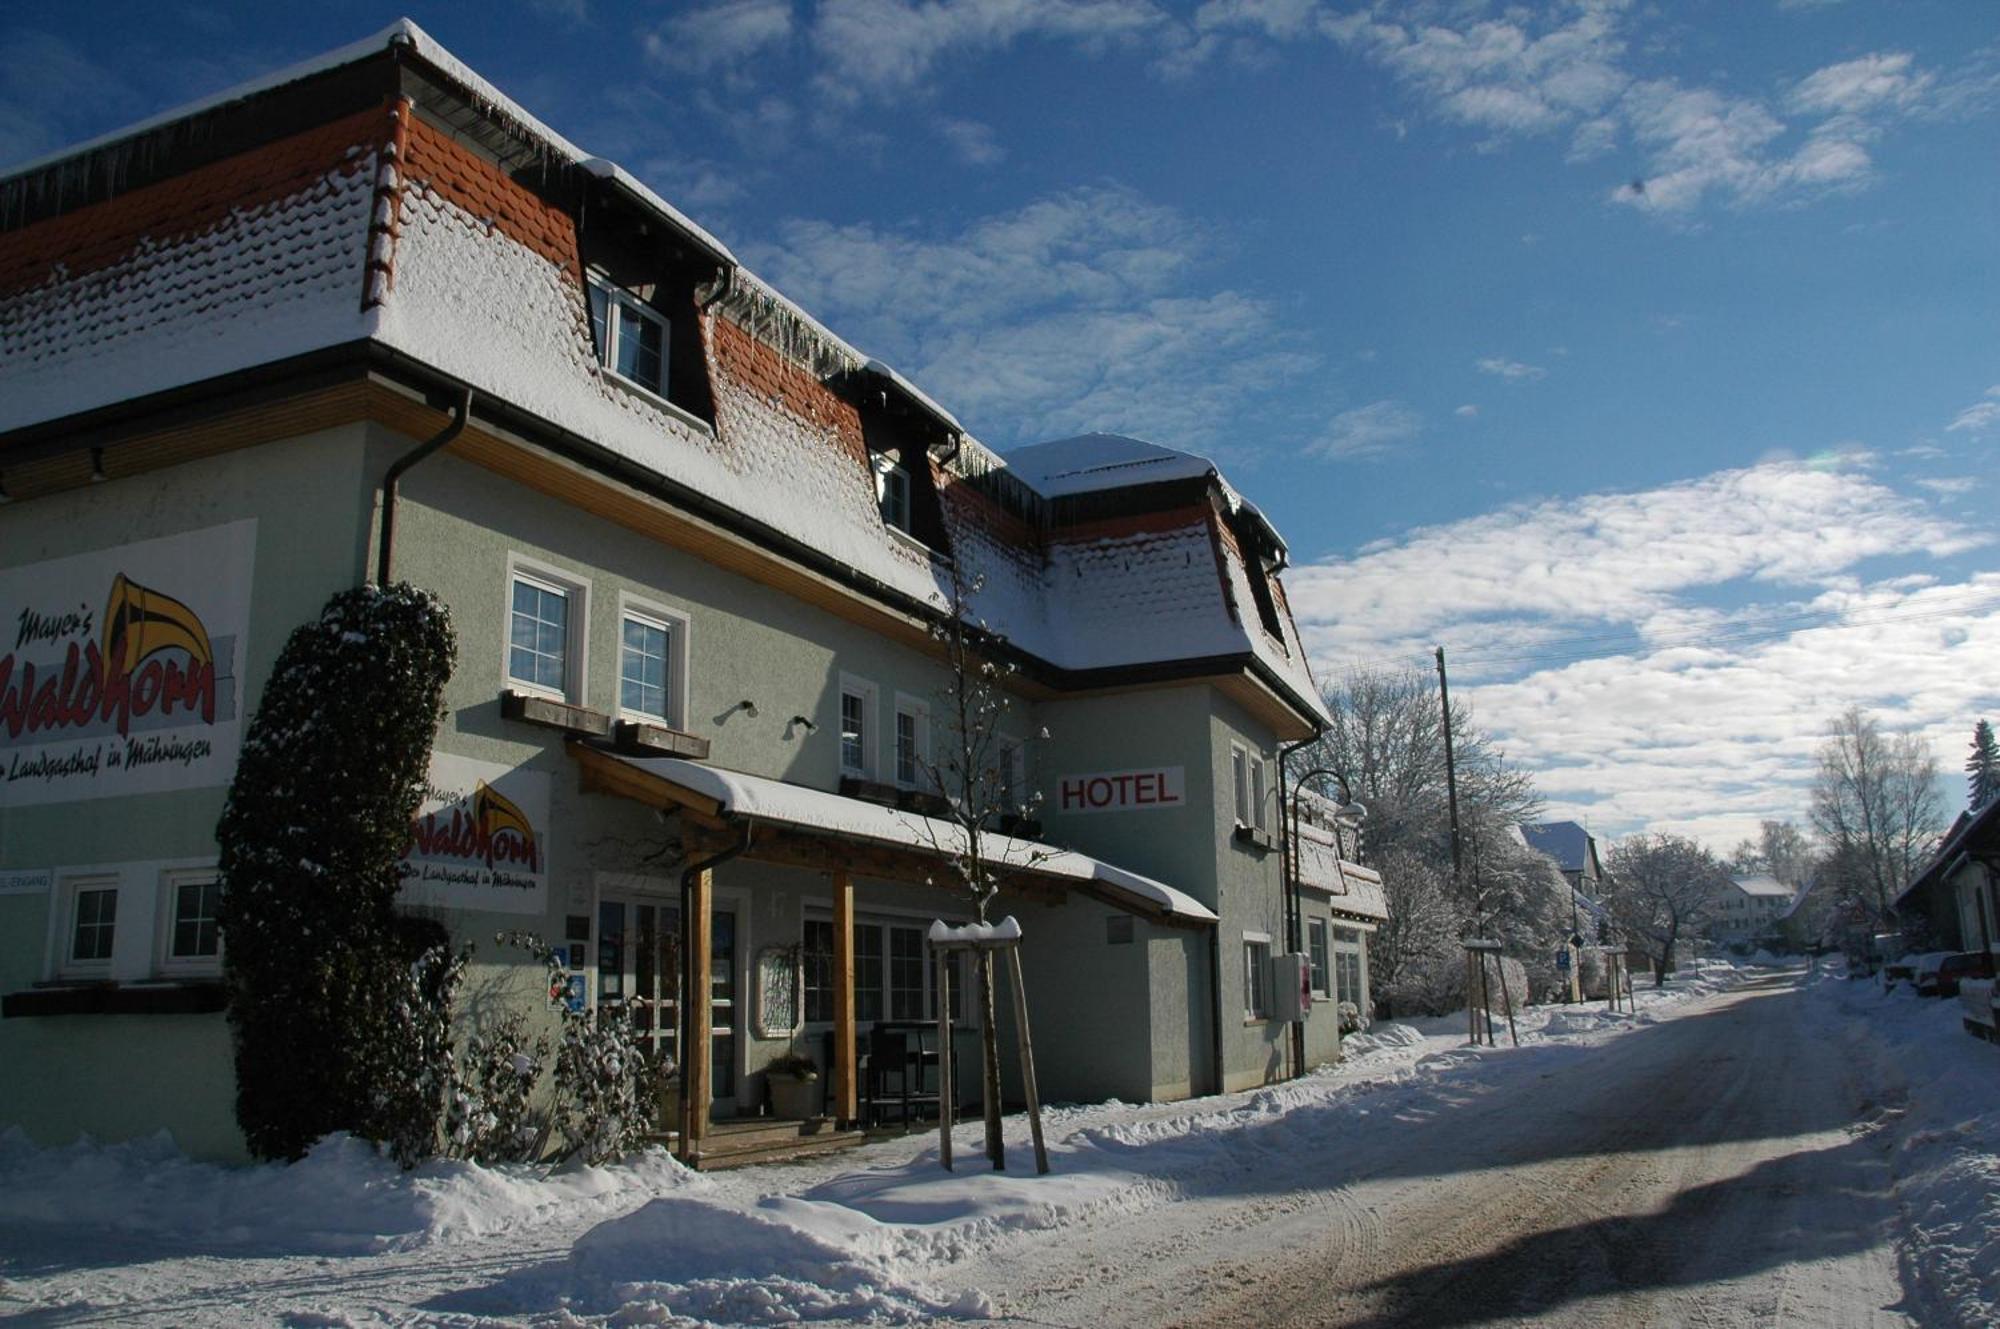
1436,646,1463,883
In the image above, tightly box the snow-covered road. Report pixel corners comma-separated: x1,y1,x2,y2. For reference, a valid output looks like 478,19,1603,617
3,960,1992,1327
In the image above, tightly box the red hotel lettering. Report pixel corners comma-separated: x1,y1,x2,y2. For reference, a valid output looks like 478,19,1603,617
0,640,216,742
1060,770,1181,812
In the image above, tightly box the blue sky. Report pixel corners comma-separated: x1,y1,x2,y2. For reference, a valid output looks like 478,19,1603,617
3,1,1996,850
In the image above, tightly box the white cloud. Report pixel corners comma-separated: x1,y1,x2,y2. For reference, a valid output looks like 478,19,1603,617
1309,400,1421,459
645,0,795,75
1475,355,1546,381
1788,51,1932,117
1946,386,2000,434
1455,403,1478,418
742,186,1315,448
1285,458,1999,847
938,116,1006,165
810,0,1166,102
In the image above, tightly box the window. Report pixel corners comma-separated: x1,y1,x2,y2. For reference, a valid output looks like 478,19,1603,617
161,871,222,972
894,695,929,788
1232,746,1249,825
875,456,911,532
855,924,884,1022
993,739,1024,814
617,598,688,727
803,918,835,1024
1333,927,1363,1009
888,925,926,1020
839,675,877,778
1250,756,1268,832
1244,935,1271,1020
1308,919,1330,998
507,563,587,702
57,872,118,976
588,278,669,397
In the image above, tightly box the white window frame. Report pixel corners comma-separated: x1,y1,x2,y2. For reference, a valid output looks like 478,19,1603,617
993,737,1026,814
1231,745,1250,825
1243,933,1273,1022
57,874,120,980
838,673,879,779
505,556,590,705
616,593,691,729
874,455,912,533
588,275,671,399
893,693,930,789
156,868,223,976
1250,755,1268,832
802,902,978,1030
1307,917,1331,998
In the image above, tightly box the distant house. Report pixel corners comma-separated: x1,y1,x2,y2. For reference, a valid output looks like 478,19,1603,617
1521,820,1605,939
1893,798,2000,958
1710,874,1796,952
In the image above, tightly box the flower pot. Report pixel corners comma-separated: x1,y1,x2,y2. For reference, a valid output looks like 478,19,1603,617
769,1072,820,1121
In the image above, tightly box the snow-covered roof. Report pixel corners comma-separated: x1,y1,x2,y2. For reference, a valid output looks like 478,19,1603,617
1521,822,1596,876
1730,874,1793,898
1,20,1329,734
1293,820,1389,922
592,752,1217,925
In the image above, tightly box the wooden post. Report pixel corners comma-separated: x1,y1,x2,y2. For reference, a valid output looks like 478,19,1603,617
684,867,714,1163
1466,952,1479,1046
833,871,858,1127
1496,954,1519,1048
937,947,954,1172
1479,954,1495,1046
1006,946,1050,1176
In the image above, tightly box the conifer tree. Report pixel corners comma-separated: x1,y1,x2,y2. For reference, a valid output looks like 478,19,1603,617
215,583,457,1161
1969,719,1999,810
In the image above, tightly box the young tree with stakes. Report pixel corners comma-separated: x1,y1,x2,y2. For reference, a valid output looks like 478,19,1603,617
912,560,1048,1171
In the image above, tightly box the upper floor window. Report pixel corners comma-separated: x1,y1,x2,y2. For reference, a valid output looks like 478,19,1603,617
1232,745,1267,829
507,561,589,703
588,278,669,398
617,596,689,728
839,675,878,779
894,695,929,788
875,457,912,533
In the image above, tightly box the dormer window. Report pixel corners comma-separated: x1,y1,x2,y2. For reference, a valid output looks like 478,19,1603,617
588,277,669,398
875,456,912,533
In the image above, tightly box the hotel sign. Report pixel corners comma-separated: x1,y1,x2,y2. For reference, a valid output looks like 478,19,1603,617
399,751,551,916
1056,766,1186,815
0,521,254,807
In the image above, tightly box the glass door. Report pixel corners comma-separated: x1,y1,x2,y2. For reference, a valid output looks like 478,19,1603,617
711,908,737,1105
598,898,680,1090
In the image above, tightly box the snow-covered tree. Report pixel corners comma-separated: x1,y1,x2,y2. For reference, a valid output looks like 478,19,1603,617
215,583,457,1162
1809,705,1945,928
1367,848,1466,1017
1603,833,1729,984
1968,719,1998,810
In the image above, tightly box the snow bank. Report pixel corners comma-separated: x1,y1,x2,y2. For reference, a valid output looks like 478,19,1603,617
0,1130,703,1255
1814,974,2000,1326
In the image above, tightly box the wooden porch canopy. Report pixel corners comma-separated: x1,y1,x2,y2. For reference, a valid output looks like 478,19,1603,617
567,742,1214,1167
1293,822,1389,927
569,743,1218,925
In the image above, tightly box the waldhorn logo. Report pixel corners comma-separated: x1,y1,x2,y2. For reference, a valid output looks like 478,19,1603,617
406,779,542,873
0,571,222,745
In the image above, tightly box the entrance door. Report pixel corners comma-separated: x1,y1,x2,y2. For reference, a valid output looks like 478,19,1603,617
710,907,738,1107
598,898,679,1071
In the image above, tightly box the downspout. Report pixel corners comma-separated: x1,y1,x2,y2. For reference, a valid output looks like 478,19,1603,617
376,388,473,586
1278,732,1319,1080
697,263,736,312
1208,926,1224,1098
676,819,754,1163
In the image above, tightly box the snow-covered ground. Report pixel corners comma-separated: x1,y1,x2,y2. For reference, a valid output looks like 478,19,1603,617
1,958,1992,1326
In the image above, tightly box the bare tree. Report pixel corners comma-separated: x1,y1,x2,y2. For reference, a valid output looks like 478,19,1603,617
1728,819,1811,889
1367,847,1465,1016
1808,706,1946,928
913,560,1047,1171
1603,833,1729,985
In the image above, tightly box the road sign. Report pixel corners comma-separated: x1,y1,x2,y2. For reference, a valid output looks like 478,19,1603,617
1556,949,1572,970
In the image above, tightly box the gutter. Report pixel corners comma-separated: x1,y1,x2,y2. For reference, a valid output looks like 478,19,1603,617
375,386,472,586
1277,732,1319,1080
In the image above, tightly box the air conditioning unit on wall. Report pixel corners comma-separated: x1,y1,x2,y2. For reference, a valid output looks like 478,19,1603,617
1274,952,1313,1022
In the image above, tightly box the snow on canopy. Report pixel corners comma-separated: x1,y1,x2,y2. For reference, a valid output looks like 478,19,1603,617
599,754,1218,924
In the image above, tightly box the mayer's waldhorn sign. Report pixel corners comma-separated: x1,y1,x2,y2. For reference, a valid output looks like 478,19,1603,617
0,520,254,807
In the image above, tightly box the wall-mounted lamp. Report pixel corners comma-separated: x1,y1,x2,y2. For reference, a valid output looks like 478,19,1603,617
735,699,759,718
789,714,817,732
88,449,107,484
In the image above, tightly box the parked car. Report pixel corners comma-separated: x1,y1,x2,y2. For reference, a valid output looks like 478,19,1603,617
1881,953,1923,989
1914,951,1995,998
